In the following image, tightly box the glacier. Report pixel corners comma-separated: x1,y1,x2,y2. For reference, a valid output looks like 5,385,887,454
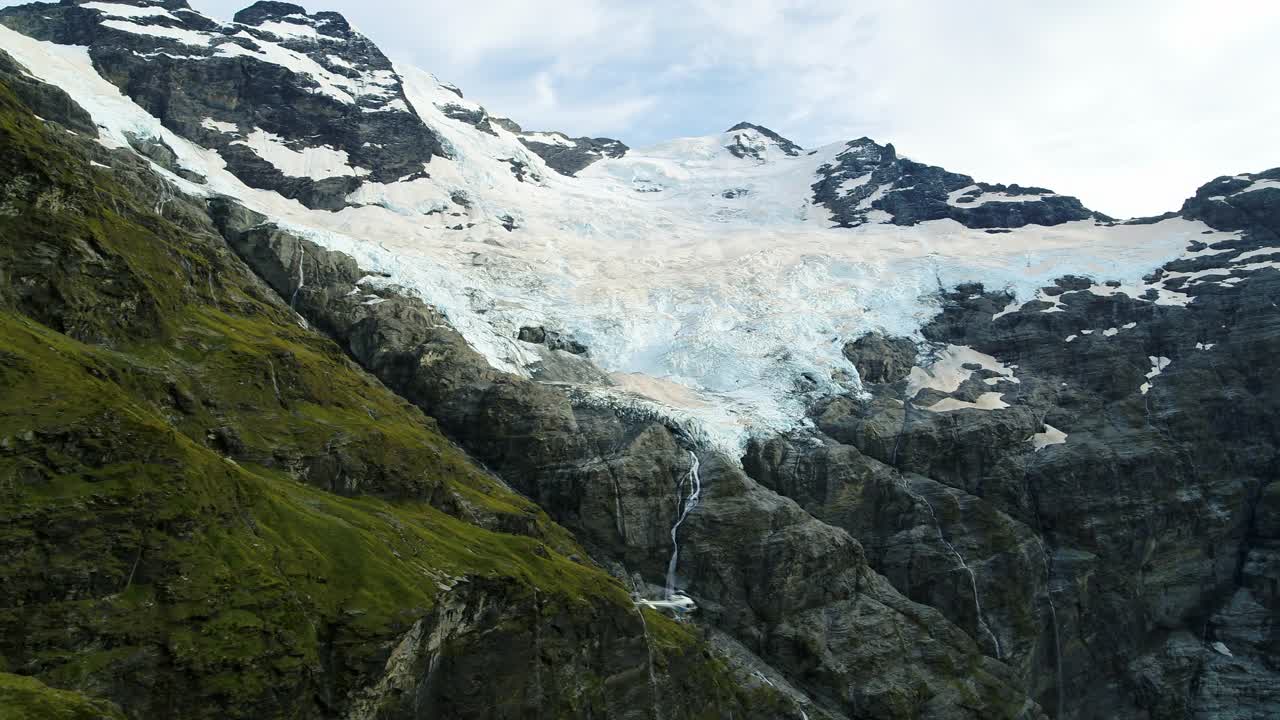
0,12,1233,456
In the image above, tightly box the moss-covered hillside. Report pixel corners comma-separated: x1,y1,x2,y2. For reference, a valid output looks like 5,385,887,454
0,68,784,719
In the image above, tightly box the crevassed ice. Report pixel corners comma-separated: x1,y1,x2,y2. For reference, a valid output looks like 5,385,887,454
0,23,1222,457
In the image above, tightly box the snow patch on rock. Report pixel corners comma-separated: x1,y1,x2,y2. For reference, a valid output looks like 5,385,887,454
233,129,369,179
81,2,176,19
925,393,1010,413
1029,424,1068,450
200,117,238,134
100,18,211,46
1141,356,1172,395
947,185,1057,208
906,345,1018,399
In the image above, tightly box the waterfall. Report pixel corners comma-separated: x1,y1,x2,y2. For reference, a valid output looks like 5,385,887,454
266,359,283,405
290,248,306,308
1048,593,1064,719
902,478,1002,658
634,604,663,720
665,451,702,599
152,168,172,216
1040,540,1065,719
610,474,628,542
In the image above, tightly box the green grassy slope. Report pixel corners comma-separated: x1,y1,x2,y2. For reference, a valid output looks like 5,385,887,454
0,74,769,719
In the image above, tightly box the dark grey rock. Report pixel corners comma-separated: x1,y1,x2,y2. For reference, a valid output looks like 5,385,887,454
518,325,588,355
124,131,203,182
516,131,629,176
0,49,95,134
490,116,522,133
724,122,803,159
438,103,498,135
811,137,1099,229
0,0,448,210
842,332,918,384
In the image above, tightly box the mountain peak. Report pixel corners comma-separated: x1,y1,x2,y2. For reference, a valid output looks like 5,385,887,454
723,121,802,160
232,1,353,34
68,0,192,9
233,1,307,24
3,10,1280,720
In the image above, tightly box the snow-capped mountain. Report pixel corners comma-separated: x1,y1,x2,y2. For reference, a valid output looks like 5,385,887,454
2,3,1279,718
0,0,1239,453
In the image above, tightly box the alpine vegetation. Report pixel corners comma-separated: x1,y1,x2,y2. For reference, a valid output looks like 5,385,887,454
0,2,1277,719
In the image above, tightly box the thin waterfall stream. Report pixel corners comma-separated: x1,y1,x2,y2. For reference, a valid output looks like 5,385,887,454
1040,539,1065,719
900,477,1002,659
665,451,702,599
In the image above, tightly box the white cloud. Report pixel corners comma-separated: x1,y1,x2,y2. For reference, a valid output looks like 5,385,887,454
532,70,557,110
514,69,658,136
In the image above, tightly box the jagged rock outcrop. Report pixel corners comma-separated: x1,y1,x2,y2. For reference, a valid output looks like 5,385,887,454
842,332,918,384
510,123,629,176
725,122,803,160
0,0,447,210
2,2,1278,719
518,325,589,355
812,137,1103,229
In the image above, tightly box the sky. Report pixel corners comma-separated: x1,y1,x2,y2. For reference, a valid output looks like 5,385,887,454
18,0,1280,216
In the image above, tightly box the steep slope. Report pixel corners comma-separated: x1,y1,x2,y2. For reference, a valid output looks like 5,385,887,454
0,0,1183,456
205,203,1046,719
1,1,1278,719
0,57,804,720
749,171,1280,717
0,0,444,210
811,137,1101,229
0,672,127,720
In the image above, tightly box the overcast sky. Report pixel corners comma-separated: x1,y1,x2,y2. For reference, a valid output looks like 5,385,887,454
46,1,1280,216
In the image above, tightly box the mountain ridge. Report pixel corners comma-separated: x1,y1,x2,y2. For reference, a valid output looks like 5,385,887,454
0,0,1105,223
1,2,1278,719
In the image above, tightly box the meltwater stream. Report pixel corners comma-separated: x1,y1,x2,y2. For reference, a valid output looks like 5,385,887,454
290,248,305,309
665,451,702,600
1039,539,1065,720
900,477,1003,659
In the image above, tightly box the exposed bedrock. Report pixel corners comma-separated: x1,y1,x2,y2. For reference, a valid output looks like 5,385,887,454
211,196,1046,719
747,178,1280,718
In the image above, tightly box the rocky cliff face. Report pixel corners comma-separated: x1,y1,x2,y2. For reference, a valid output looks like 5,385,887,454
0,2,1277,719
0,0,446,210
812,137,1102,229
0,58,804,720
205,196,1041,719
509,125,630,176
750,173,1280,717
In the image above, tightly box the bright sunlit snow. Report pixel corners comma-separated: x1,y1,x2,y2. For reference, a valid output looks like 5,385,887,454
233,129,369,179
0,22,1226,456
79,2,177,19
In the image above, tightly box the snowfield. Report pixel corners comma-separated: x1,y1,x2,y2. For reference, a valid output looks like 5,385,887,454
0,22,1230,455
